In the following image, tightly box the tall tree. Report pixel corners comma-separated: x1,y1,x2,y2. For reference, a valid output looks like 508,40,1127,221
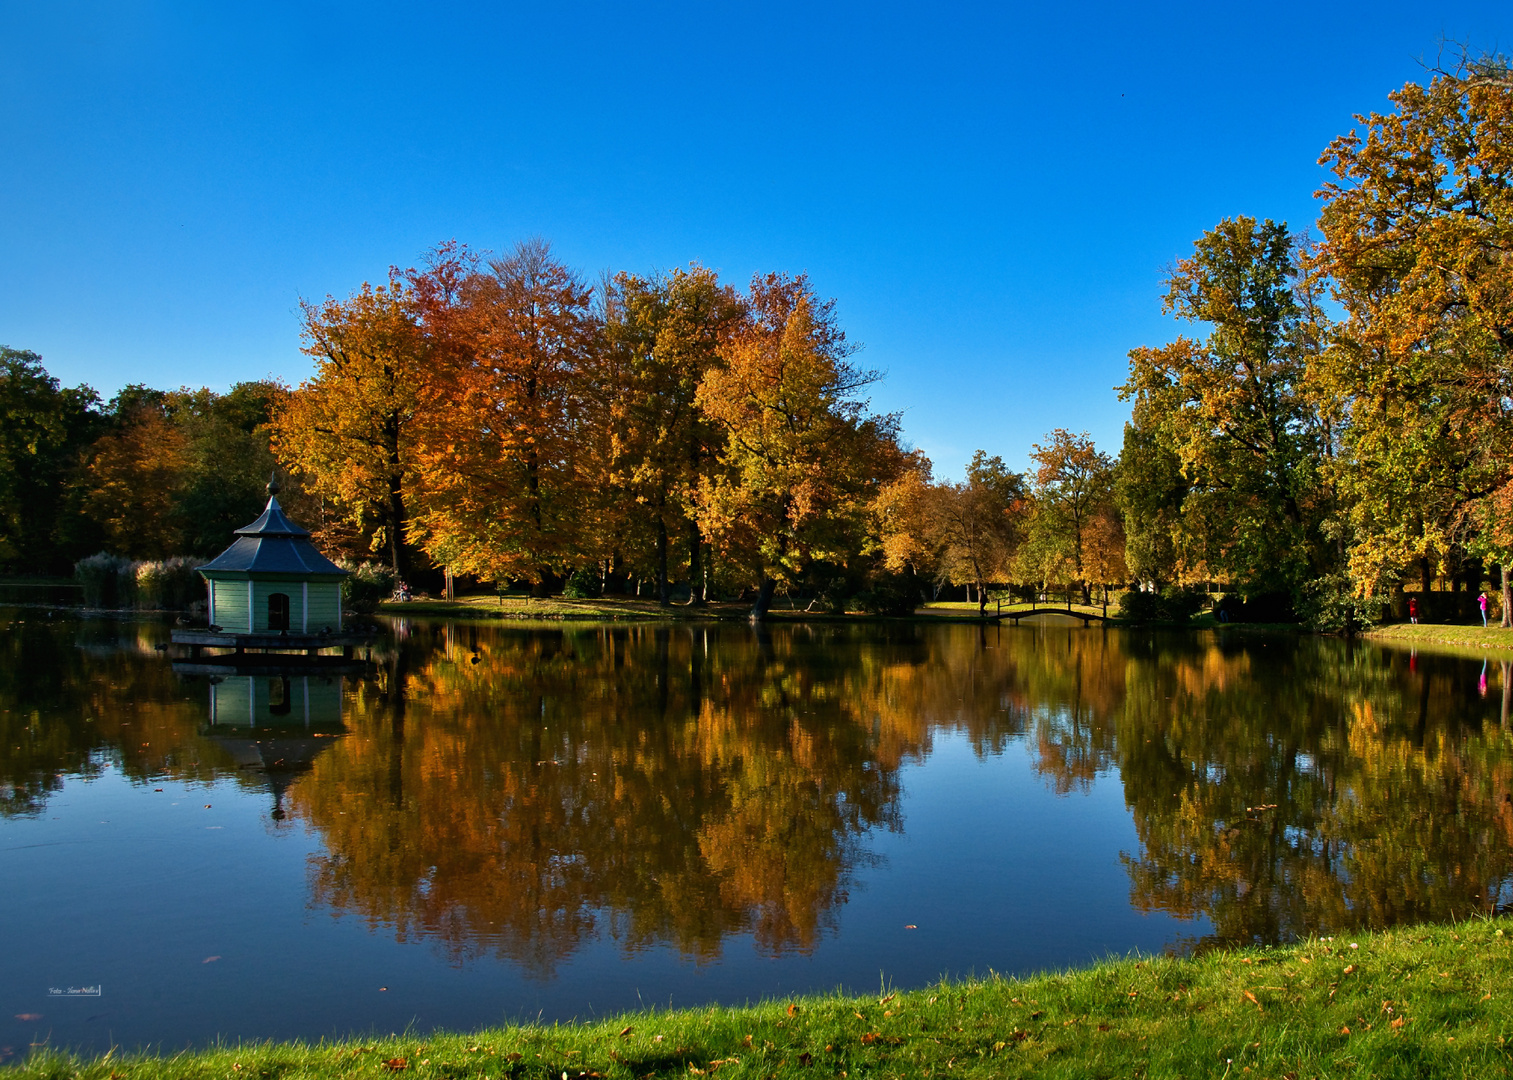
1028,429,1115,602
79,390,190,559
600,266,745,604
1315,52,1513,596
927,451,1027,611
695,274,902,619
0,348,102,572
272,274,428,580
1119,218,1332,601
408,239,598,593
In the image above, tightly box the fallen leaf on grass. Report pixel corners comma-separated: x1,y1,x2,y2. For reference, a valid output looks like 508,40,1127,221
1392,1017,1406,1029
861,1033,879,1045
505,1053,522,1062
1343,965,1356,975
786,1003,799,1017
1243,990,1260,1008
1340,1026,1350,1036
879,993,895,1004
797,1052,813,1066
618,1026,632,1037
381,1058,407,1071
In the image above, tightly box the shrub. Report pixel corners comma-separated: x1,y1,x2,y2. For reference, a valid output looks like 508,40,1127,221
74,552,134,608
1158,585,1206,624
563,566,603,599
855,570,922,616
135,556,203,611
1118,586,1207,624
1298,574,1385,633
338,560,395,613
1117,589,1160,622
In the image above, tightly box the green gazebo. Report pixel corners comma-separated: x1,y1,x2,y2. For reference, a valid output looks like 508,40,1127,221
197,478,347,634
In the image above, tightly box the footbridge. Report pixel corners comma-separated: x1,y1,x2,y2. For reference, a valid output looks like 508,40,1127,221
989,602,1114,627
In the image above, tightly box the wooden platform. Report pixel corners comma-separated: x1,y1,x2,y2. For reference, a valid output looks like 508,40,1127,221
169,628,378,658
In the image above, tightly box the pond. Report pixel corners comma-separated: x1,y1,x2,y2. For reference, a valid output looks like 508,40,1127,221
2,611,1510,1054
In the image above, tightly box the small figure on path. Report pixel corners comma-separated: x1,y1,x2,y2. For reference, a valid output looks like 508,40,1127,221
1408,596,1419,624
1480,591,1490,627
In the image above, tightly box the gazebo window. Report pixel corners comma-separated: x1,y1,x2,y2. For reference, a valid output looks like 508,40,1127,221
268,592,291,632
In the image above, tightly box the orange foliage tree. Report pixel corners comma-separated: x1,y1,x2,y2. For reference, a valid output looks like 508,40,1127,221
695,275,905,618
406,240,598,594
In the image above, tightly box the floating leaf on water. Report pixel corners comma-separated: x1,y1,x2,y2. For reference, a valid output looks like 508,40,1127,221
202,956,221,963
13,1015,40,1022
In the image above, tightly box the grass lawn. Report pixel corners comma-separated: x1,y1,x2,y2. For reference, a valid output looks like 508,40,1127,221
10,918,1513,1078
380,596,1135,624
1366,621,1513,654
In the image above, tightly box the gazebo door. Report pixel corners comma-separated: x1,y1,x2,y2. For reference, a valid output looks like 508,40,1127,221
268,592,291,632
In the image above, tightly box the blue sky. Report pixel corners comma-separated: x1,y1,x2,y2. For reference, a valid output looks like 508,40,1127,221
1,1,1508,479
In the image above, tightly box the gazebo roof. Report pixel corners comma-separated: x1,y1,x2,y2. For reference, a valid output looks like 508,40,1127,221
198,480,347,578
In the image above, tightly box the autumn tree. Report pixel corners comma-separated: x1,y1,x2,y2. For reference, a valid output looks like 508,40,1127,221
599,266,745,603
695,274,903,619
1028,429,1115,602
0,348,102,572
1315,51,1513,597
927,451,1027,610
407,239,598,593
873,451,938,580
1119,218,1333,603
79,387,190,560
272,273,428,580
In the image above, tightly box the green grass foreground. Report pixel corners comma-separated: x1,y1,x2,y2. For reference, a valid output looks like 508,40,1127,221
12,921,1513,1079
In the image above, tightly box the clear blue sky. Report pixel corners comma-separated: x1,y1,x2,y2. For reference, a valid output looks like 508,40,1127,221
2,1,1507,479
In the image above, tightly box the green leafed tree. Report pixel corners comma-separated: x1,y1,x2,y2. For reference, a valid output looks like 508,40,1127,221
1314,50,1513,598
0,348,103,573
1118,218,1334,606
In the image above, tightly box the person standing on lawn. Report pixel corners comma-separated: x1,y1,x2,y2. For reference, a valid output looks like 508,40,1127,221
1480,591,1490,627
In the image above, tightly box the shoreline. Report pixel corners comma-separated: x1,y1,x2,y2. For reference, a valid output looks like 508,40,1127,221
7,918,1511,1078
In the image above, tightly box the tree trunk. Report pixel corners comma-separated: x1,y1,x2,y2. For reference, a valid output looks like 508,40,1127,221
655,510,670,606
687,519,705,605
1502,562,1511,629
751,576,777,621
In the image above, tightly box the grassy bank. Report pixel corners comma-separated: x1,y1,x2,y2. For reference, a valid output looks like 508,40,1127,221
12,920,1513,1079
376,595,1135,624
1366,621,1513,654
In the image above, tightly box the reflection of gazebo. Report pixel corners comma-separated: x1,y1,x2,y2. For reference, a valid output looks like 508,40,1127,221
203,673,346,821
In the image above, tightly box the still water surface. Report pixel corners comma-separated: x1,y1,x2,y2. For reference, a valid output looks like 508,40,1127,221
2,611,1510,1053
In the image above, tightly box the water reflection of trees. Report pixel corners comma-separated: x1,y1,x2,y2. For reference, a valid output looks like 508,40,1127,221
0,612,237,814
6,610,1513,965
1032,632,1513,950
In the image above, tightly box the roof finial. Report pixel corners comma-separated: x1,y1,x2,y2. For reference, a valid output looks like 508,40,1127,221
267,471,281,498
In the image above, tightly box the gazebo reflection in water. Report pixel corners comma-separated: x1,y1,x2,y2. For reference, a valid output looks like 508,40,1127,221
202,671,347,822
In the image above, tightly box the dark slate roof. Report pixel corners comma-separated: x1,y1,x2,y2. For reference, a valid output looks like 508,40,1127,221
198,497,348,577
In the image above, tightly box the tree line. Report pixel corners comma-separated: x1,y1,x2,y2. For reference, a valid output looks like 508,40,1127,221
1,50,1508,624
